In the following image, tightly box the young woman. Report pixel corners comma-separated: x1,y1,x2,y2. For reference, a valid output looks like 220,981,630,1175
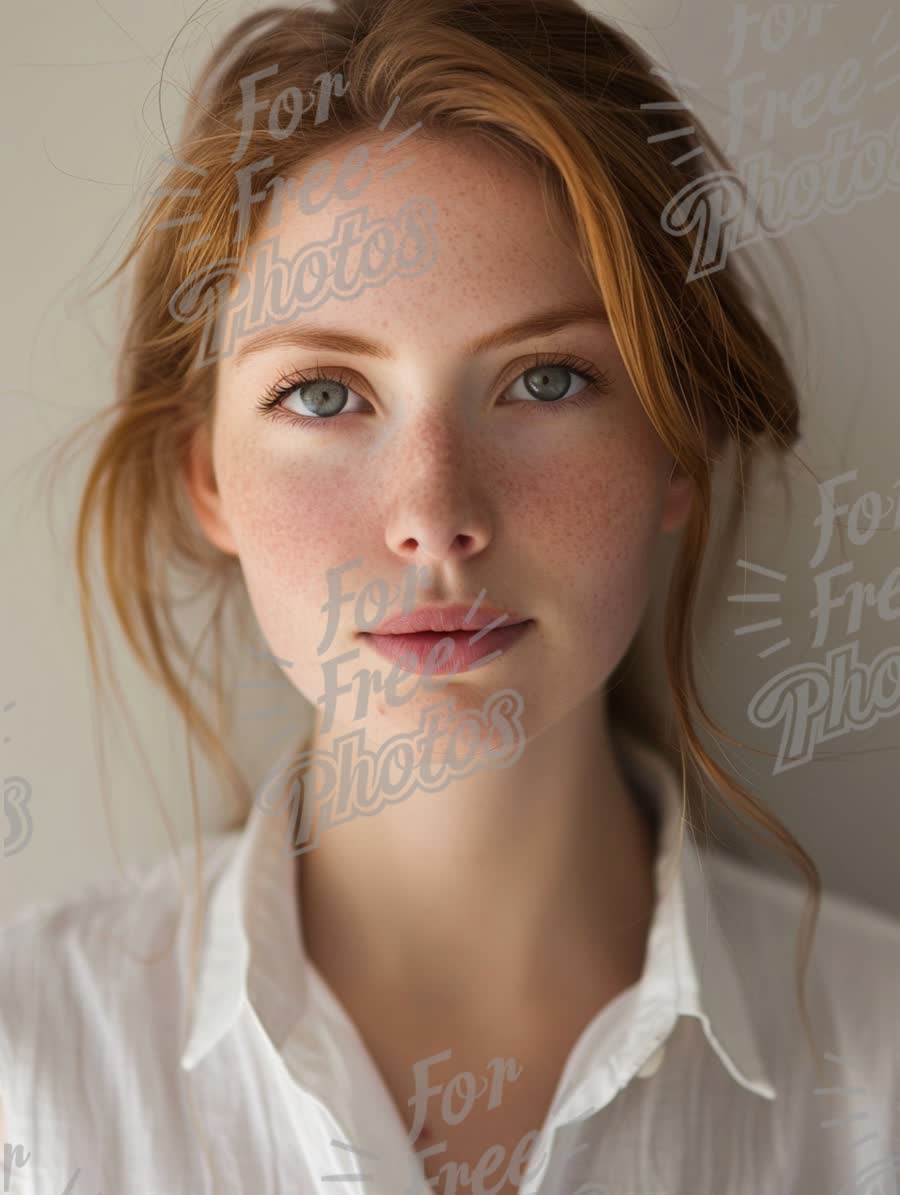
2,0,898,1192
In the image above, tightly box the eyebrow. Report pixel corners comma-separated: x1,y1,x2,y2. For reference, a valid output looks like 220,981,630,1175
233,301,610,367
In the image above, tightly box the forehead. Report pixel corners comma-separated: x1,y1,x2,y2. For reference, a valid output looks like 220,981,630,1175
222,129,600,364
265,127,558,237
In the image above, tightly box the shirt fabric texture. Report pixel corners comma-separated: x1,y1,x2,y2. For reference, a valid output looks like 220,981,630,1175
1,728,898,1194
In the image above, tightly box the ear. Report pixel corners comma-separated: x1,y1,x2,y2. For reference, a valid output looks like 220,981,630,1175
183,420,239,556
659,465,694,535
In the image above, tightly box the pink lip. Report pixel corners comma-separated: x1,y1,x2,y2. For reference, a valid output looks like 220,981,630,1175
360,621,533,675
370,603,528,636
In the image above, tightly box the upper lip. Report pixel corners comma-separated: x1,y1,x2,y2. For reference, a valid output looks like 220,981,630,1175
364,603,530,635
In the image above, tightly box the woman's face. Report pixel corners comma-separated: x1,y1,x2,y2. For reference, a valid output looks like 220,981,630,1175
186,130,693,748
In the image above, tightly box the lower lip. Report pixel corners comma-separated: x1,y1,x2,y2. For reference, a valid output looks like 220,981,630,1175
360,622,533,676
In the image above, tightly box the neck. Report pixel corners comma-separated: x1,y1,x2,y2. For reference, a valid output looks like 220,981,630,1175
296,690,658,1022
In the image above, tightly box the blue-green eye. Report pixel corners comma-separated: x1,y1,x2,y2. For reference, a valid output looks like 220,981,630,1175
280,376,363,418
256,365,368,426
255,352,613,429
502,352,613,411
509,363,590,402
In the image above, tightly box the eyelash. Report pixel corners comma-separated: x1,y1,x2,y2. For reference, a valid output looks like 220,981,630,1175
254,352,613,430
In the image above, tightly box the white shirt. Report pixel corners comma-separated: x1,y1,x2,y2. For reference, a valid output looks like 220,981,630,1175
1,729,899,1195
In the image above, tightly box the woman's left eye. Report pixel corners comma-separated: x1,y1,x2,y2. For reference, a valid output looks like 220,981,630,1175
505,355,612,406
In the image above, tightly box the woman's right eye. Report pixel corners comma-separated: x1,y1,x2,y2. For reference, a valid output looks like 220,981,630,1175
281,376,368,418
256,367,370,424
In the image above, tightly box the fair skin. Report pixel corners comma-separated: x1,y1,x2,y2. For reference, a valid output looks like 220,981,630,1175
185,129,692,1169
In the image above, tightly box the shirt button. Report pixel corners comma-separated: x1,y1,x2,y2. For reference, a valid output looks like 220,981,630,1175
636,1043,666,1078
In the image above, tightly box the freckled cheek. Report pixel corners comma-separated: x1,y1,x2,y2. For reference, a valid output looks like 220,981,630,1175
505,441,664,595
220,453,372,696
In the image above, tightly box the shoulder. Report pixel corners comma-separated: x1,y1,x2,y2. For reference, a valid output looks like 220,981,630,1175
701,845,900,1039
0,830,241,1077
696,846,900,1185
705,844,900,954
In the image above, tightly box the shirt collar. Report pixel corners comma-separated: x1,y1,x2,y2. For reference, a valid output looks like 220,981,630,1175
614,728,777,1101
180,727,777,1106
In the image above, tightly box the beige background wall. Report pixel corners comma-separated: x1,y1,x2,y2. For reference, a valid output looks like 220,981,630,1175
1,0,898,919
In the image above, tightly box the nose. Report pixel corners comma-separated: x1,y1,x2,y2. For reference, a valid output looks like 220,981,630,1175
382,410,493,565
